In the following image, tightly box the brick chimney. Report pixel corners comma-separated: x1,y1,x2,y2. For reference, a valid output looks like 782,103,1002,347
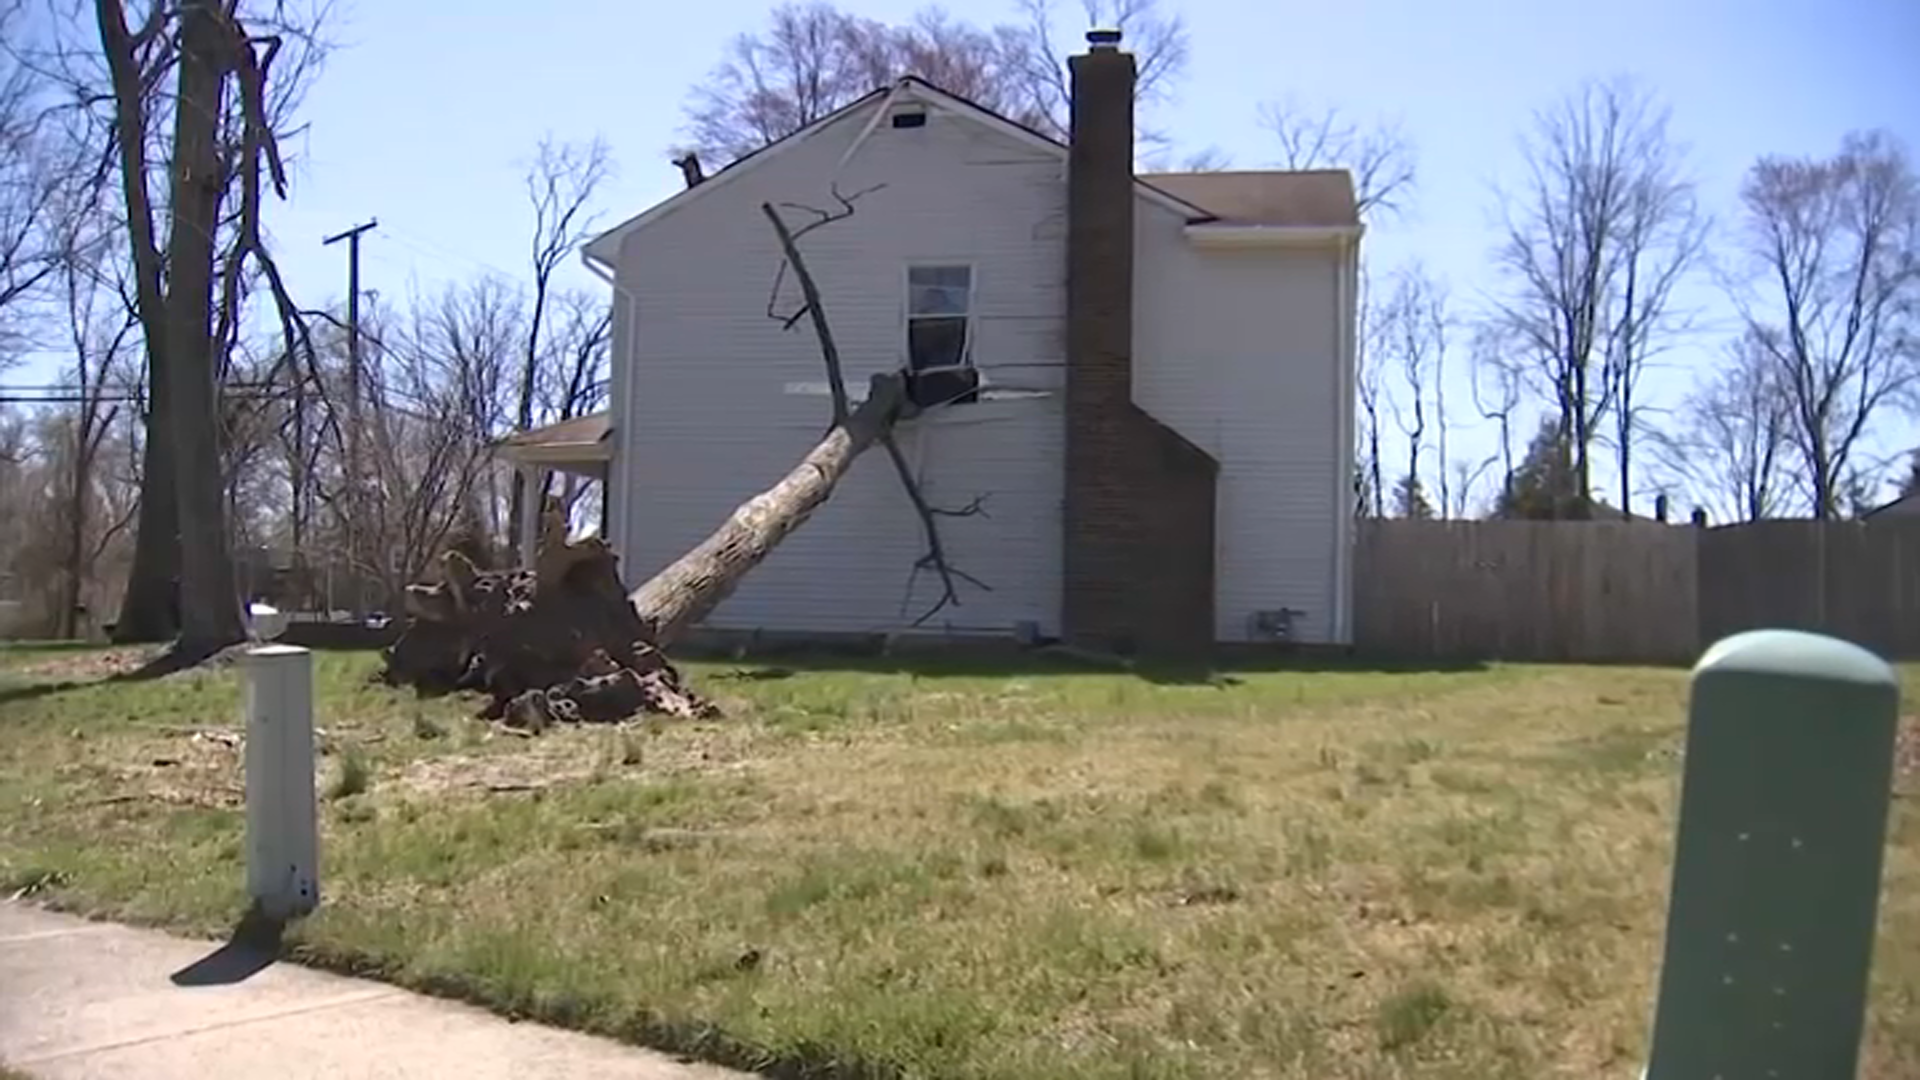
1062,30,1218,661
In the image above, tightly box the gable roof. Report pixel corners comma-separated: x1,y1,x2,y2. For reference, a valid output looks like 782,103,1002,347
1866,491,1920,518
583,77,1357,266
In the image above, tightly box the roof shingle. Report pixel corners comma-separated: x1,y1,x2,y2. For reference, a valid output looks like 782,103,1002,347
1141,170,1360,228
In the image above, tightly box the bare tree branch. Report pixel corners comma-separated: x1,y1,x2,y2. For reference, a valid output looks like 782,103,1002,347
1653,331,1792,523
759,187,884,423
682,1,1189,165
1730,128,1920,519
1487,76,1700,516
1258,99,1415,220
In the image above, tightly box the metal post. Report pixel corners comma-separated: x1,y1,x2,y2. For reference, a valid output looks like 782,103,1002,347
243,644,320,921
1644,628,1900,1079
323,219,377,617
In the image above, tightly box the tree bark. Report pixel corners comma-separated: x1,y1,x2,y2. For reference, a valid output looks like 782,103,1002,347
96,0,180,644
628,372,907,646
164,0,245,653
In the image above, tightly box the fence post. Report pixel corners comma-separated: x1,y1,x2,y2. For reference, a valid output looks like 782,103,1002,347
1644,629,1899,1079
243,644,320,921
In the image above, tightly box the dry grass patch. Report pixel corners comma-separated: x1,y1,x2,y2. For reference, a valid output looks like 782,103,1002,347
2,646,1915,1079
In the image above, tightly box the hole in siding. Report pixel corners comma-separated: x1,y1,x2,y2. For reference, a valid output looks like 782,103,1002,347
891,109,928,129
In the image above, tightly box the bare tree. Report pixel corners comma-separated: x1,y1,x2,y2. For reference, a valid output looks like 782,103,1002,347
1732,129,1920,519
49,202,135,636
1259,98,1416,219
285,281,521,605
1446,457,1494,518
1600,117,1705,518
1489,77,1699,517
506,136,611,561
0,2,67,360
682,1,1189,164
1469,328,1526,511
1377,264,1449,515
1654,331,1791,523
85,0,330,652
1009,0,1187,144
1353,269,1387,517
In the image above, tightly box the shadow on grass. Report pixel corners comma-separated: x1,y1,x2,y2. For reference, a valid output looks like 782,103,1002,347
0,637,236,706
692,646,1491,685
0,680,91,707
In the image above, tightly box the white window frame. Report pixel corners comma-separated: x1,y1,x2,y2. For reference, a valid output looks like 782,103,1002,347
903,262,976,373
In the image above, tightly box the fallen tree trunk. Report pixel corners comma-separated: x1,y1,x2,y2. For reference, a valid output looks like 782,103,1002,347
630,371,908,647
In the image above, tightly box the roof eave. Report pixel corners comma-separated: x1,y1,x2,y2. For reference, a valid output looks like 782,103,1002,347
1183,223,1365,248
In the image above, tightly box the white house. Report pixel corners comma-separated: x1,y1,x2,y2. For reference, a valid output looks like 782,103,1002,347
504,30,1362,658
1866,492,1920,519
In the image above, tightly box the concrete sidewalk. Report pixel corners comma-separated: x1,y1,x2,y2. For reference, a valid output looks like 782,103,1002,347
0,904,747,1079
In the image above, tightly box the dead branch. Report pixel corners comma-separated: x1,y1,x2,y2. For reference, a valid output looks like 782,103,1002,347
761,200,848,423
880,433,991,625
759,183,885,421
760,192,991,625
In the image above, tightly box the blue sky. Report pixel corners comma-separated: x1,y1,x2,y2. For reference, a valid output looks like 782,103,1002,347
18,0,1920,512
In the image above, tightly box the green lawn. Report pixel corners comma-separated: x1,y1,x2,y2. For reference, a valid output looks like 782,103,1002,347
1,644,1915,1079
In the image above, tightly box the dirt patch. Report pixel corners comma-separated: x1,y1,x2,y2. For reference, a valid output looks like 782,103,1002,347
1898,716,1918,778
16,646,166,680
398,744,603,799
391,720,764,802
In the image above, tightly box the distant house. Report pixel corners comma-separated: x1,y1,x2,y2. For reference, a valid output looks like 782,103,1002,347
1865,492,1920,519
500,30,1363,656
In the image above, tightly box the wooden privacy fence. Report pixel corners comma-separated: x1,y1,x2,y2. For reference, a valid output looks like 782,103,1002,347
1353,518,1920,663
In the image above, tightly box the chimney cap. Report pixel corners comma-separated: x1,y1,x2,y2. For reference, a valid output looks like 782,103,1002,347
1085,27,1122,51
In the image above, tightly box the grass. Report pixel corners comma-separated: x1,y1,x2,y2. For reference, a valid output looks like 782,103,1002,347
1,644,1916,1079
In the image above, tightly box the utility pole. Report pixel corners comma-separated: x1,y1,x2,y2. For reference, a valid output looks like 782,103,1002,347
323,219,376,615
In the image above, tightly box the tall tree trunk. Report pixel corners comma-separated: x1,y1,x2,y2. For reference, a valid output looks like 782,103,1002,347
114,402,180,640
61,446,91,640
166,0,244,652
629,373,905,645
97,0,180,643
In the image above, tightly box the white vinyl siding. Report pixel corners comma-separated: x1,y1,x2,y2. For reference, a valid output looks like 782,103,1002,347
613,99,1067,636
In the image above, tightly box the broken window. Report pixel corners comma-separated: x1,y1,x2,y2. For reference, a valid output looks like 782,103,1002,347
907,265,973,369
906,265,979,407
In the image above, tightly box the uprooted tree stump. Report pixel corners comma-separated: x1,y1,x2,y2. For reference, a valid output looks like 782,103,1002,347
378,502,717,731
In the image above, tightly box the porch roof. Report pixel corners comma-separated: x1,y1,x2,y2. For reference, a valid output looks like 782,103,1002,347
493,411,612,475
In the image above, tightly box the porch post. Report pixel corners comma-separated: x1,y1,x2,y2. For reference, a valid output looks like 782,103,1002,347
598,463,611,541
516,466,549,568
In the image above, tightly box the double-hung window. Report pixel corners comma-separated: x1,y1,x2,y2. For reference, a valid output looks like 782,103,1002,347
905,264,980,408
906,265,973,371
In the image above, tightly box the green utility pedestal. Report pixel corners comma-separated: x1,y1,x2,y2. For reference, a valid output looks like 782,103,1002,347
1645,629,1900,1080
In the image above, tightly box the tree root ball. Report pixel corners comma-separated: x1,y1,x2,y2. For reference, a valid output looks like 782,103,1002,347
376,506,717,730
